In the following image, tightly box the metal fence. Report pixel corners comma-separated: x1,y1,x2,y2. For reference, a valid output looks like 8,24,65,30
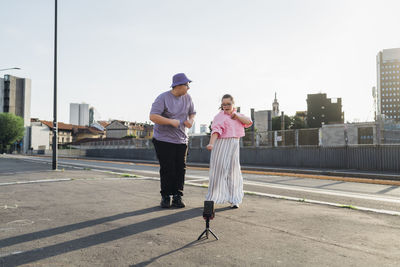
71,128,400,150
82,144,400,172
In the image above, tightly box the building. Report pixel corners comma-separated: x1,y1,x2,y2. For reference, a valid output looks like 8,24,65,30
306,93,344,128
89,106,101,126
27,119,51,151
40,120,74,148
69,103,89,126
0,75,32,153
188,122,196,135
73,126,104,142
0,75,31,126
89,107,95,125
320,122,377,146
105,120,153,139
272,92,279,117
200,124,208,134
376,48,400,122
37,120,105,148
254,110,272,132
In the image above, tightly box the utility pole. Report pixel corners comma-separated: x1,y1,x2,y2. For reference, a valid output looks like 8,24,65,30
52,0,58,170
281,111,285,146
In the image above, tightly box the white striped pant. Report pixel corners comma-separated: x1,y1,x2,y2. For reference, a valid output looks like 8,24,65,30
205,137,243,205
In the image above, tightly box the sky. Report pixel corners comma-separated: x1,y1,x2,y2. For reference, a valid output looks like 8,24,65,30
1,0,400,131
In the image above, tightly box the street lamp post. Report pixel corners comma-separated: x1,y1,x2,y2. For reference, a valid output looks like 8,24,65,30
52,0,58,170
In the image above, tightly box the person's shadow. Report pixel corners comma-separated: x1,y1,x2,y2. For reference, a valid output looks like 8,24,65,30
0,206,230,266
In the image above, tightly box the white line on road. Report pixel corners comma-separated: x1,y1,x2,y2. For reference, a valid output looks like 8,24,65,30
243,180,400,204
0,178,72,186
7,155,400,210
184,181,400,216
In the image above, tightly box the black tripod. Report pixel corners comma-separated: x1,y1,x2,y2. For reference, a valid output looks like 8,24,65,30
197,216,219,240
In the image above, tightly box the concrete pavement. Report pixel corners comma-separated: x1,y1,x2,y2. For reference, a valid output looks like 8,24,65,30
1,158,400,266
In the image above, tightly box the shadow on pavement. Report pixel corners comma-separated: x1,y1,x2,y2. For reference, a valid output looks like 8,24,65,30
133,239,218,267
0,206,162,249
133,206,231,267
0,206,218,266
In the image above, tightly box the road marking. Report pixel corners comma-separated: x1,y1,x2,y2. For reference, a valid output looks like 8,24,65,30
15,154,400,186
0,251,24,257
0,178,71,186
1,204,18,209
6,219,35,226
242,180,400,204
9,156,400,203
184,181,400,216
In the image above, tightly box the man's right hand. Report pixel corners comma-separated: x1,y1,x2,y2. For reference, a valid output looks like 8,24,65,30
170,119,180,128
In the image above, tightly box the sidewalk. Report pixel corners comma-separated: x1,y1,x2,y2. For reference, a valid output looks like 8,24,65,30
1,167,400,266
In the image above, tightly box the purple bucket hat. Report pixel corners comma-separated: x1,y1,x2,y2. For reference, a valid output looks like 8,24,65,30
171,73,192,88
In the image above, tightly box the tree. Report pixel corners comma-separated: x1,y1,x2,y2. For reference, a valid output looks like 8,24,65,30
290,115,307,129
272,115,291,130
272,115,307,130
0,113,25,153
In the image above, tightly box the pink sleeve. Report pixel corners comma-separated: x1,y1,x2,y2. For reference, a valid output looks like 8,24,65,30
211,114,224,136
211,120,223,136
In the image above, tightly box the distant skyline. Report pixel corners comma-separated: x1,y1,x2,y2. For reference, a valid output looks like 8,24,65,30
1,0,400,127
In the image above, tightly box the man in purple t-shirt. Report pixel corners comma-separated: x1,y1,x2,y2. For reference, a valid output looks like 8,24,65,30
150,73,196,208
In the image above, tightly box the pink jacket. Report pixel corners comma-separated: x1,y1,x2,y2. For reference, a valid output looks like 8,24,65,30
211,111,253,138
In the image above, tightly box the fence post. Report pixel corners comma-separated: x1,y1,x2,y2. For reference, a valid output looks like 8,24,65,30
318,128,322,147
295,129,299,147
256,132,260,147
274,131,278,147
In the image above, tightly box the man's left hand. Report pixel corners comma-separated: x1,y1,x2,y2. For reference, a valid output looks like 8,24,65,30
184,119,194,128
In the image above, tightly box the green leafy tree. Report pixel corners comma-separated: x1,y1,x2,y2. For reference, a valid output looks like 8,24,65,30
272,115,307,130
290,115,307,129
272,115,291,130
0,113,25,153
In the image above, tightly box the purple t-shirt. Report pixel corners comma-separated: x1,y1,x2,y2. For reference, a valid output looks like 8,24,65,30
150,91,196,144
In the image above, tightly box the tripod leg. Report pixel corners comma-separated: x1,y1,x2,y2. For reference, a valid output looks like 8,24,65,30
208,228,219,240
197,229,208,240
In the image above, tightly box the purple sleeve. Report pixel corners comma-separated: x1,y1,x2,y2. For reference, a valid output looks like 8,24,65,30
150,95,164,115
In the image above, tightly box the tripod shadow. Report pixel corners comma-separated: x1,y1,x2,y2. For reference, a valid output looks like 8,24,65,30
133,239,218,267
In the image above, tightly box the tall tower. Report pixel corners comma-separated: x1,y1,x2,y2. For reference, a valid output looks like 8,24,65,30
69,103,89,126
272,92,279,117
1,75,31,127
1,75,32,153
376,48,400,122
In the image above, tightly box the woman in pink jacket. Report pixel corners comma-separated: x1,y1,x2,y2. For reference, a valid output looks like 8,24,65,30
206,94,253,208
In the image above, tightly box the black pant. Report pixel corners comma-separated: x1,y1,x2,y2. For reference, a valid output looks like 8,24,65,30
152,138,188,197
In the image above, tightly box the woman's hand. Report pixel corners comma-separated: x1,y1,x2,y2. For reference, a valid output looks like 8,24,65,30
231,112,238,120
206,144,213,151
